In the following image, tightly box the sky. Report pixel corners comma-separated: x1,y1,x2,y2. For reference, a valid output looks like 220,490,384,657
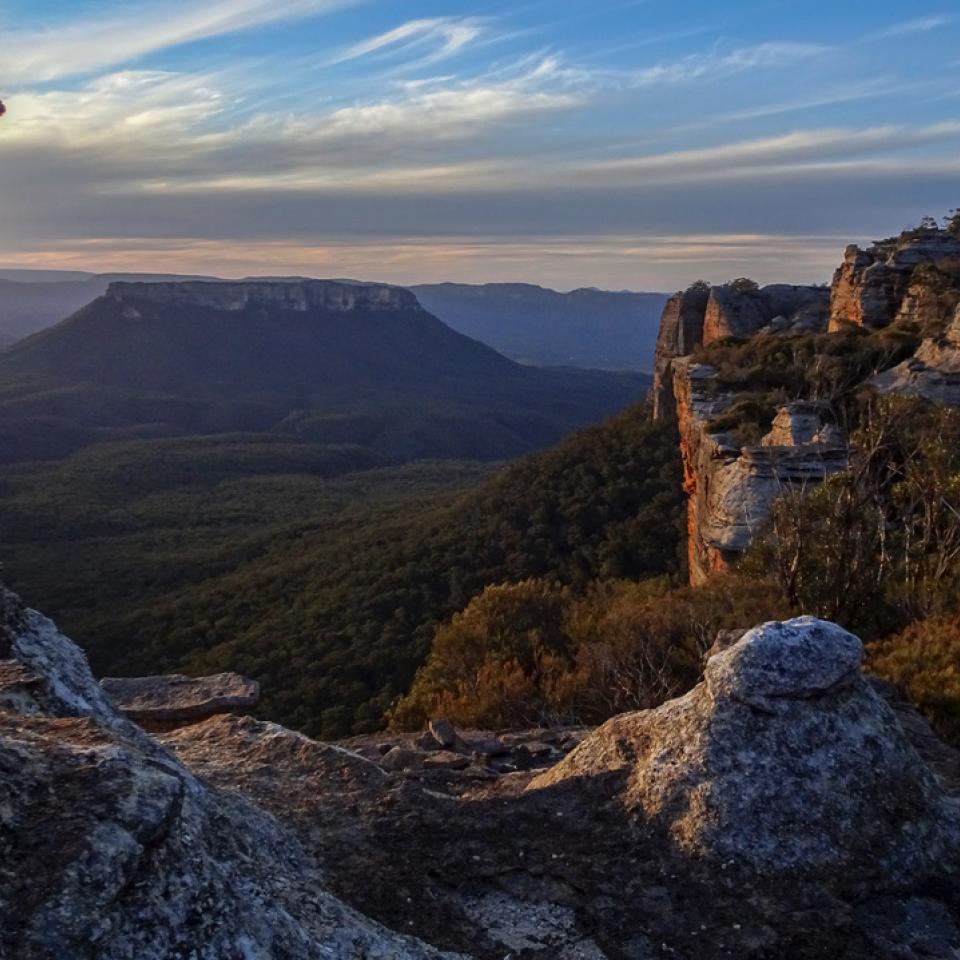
0,0,958,291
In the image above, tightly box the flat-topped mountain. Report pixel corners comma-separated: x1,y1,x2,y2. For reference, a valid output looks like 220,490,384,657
0,273,668,374
0,279,647,464
5,279,512,394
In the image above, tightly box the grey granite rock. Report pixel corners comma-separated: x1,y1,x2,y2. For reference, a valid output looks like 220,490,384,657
0,585,460,960
530,617,960,877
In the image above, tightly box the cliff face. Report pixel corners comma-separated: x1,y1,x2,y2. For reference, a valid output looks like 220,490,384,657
829,231,960,331
672,362,847,584
655,225,960,585
652,282,829,420
651,285,710,420
108,278,419,314
702,283,829,345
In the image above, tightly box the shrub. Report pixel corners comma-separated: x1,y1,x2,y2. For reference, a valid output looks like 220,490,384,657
389,574,791,730
869,616,960,747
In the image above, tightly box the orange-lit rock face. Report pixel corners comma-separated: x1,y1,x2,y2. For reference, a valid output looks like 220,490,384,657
651,287,709,421
828,231,960,333
670,360,848,585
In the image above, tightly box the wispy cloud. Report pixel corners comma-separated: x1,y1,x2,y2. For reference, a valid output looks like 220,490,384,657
868,14,953,41
326,17,488,67
2,55,584,185
0,0,357,86
631,42,828,87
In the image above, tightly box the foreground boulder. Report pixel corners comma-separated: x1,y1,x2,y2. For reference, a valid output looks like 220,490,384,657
0,585,456,960
531,617,960,880
4,586,960,959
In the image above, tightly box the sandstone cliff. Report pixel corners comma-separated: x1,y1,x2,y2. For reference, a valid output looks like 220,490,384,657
829,229,960,332
107,278,419,314
672,362,847,583
654,224,960,584
652,281,828,421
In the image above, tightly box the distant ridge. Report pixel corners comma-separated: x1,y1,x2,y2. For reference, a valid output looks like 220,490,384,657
0,273,666,373
412,281,668,371
0,278,648,464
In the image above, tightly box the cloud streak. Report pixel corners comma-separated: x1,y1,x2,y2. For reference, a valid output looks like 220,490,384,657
0,0,356,86
630,42,828,87
326,17,488,67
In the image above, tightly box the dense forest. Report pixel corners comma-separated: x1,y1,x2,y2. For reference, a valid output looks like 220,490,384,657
0,404,683,736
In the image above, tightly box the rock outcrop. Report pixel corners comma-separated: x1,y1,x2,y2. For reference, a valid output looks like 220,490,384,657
652,282,829,421
530,617,960,881
703,283,829,344
101,671,259,728
829,229,960,332
873,303,960,406
653,226,960,585
5,587,960,958
673,361,847,583
0,584,457,960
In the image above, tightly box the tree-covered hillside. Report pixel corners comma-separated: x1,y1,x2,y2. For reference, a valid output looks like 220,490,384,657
0,405,682,736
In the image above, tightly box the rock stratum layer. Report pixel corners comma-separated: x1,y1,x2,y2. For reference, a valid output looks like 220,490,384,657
100,671,260,726
3,589,960,958
653,225,960,583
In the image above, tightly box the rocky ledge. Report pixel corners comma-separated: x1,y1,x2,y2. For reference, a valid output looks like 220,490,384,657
0,584,455,960
100,671,259,728
873,303,960,406
3,587,960,958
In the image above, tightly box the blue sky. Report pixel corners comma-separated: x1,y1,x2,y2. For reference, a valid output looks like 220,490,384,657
1,0,958,289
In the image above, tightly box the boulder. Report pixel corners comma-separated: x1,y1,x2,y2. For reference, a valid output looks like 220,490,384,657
422,750,471,771
100,672,259,722
428,718,458,749
0,584,457,960
529,617,960,878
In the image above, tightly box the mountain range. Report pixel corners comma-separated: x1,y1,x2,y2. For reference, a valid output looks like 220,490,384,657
411,282,667,369
0,270,666,370
0,278,648,465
